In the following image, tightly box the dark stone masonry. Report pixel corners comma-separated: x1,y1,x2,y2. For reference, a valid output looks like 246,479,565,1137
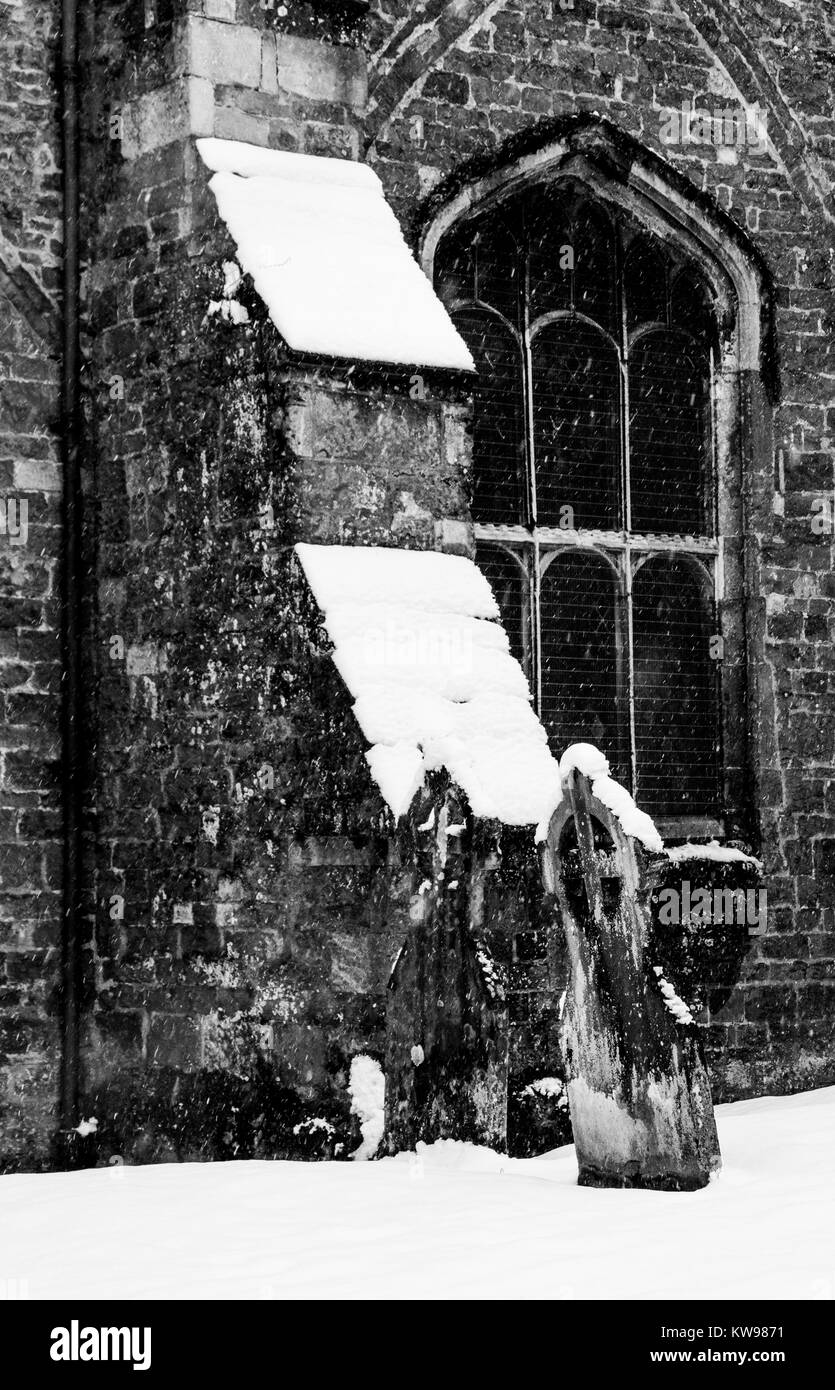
1,0,834,1170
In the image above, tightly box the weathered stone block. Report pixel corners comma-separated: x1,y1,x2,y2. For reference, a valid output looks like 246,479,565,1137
275,34,367,112
330,932,371,993
186,17,262,90
12,459,60,494
146,1014,202,1069
260,31,279,96
121,82,189,160
813,839,835,883
435,517,474,555
213,105,270,146
289,837,373,868
204,0,236,19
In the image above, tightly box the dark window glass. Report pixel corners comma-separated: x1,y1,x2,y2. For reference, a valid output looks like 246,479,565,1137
475,541,529,677
629,331,711,535
539,551,628,783
435,209,522,326
474,214,522,326
434,222,476,309
527,189,573,321
572,202,618,332
454,307,526,525
671,268,715,343
528,193,617,330
532,320,620,529
632,556,720,817
624,234,668,330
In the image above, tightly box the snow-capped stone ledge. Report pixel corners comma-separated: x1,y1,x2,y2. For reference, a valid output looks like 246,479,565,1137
294,542,562,827
665,841,763,871
197,138,475,371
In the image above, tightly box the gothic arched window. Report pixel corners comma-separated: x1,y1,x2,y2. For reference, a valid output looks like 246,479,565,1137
435,180,724,826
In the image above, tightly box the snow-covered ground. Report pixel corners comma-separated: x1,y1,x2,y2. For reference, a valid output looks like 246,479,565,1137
2,1088,832,1300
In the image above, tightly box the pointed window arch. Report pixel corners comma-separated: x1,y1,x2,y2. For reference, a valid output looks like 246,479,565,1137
428,149,760,836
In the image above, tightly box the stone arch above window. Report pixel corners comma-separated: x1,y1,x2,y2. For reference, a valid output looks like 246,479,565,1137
425,129,770,840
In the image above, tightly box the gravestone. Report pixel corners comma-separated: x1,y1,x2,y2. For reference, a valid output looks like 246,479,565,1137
540,769,721,1190
383,781,508,1154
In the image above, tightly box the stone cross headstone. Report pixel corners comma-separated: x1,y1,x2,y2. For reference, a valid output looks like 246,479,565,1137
540,768,721,1190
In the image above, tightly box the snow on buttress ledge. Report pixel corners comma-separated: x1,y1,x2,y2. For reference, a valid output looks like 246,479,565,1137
295,543,563,827
665,840,762,870
196,138,474,371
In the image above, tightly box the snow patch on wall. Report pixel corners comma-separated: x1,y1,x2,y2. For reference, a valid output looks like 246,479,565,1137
520,1077,568,1105
349,1055,385,1161
652,964,695,1026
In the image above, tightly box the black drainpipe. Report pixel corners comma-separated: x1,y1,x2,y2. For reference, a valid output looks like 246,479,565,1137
58,0,83,1159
